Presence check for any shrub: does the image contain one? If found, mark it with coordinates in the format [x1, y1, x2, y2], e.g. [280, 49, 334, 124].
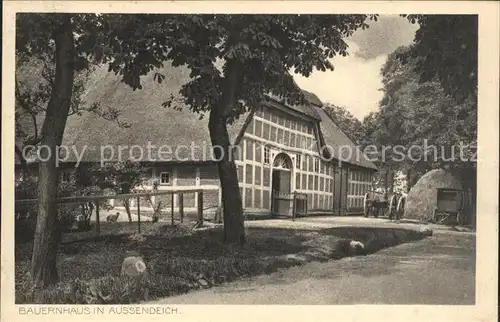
[15, 175, 38, 242]
[16, 274, 193, 304]
[15, 252, 271, 304]
[15, 176, 84, 242]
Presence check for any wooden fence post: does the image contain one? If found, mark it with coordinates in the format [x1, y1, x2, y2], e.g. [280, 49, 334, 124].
[95, 200, 100, 236]
[197, 191, 203, 225]
[271, 191, 274, 216]
[171, 192, 175, 225]
[179, 193, 184, 223]
[137, 196, 141, 234]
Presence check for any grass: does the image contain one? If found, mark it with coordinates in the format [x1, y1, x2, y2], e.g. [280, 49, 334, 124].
[15, 223, 320, 304]
[15, 222, 427, 304]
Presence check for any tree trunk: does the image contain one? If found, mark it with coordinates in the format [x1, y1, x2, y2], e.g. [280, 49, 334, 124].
[406, 168, 412, 193]
[30, 15, 75, 288]
[462, 167, 477, 228]
[123, 199, 133, 223]
[121, 185, 133, 223]
[209, 114, 245, 244]
[209, 59, 245, 245]
[387, 169, 394, 194]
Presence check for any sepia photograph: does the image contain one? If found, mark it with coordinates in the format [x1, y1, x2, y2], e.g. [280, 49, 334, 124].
[2, 1, 499, 322]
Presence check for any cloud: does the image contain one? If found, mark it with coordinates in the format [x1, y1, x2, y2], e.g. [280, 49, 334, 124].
[293, 40, 386, 120]
[292, 15, 418, 120]
[350, 15, 419, 61]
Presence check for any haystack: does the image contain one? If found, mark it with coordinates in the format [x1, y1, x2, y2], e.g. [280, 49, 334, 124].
[404, 169, 463, 222]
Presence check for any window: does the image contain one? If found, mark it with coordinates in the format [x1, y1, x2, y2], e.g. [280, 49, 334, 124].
[296, 154, 302, 169]
[314, 159, 319, 172]
[255, 120, 262, 137]
[160, 172, 171, 185]
[264, 146, 270, 164]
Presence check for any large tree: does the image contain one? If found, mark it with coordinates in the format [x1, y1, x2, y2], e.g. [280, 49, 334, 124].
[365, 44, 477, 195]
[16, 14, 79, 287]
[401, 14, 477, 104]
[16, 13, 131, 287]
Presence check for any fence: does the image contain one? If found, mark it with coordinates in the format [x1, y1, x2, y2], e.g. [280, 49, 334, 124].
[15, 187, 220, 238]
[270, 191, 308, 221]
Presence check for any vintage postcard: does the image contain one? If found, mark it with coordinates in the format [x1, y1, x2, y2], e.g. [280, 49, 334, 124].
[2, 1, 499, 322]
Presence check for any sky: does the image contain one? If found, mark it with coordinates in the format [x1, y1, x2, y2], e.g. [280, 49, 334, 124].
[292, 15, 419, 120]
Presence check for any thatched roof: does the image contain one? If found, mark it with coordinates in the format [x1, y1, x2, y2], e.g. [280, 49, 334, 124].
[266, 92, 322, 120]
[15, 59, 377, 170]
[60, 62, 250, 162]
[314, 106, 376, 170]
[404, 169, 463, 221]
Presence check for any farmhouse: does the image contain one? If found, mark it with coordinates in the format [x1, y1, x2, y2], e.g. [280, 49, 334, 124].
[15, 61, 377, 217]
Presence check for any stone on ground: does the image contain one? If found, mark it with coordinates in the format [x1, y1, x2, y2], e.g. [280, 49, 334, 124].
[121, 256, 148, 277]
[419, 226, 433, 236]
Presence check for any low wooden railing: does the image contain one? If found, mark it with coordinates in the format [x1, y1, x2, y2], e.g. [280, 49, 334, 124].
[15, 187, 213, 235]
[271, 191, 308, 221]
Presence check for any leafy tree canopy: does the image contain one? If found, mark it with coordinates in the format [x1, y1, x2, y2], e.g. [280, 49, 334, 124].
[85, 14, 378, 119]
[364, 44, 477, 187]
[401, 14, 477, 103]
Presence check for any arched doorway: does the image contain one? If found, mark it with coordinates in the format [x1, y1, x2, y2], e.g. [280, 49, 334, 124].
[271, 153, 293, 216]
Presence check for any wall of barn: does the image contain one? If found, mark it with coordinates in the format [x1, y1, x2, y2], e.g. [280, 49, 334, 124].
[115, 164, 221, 213]
[346, 168, 374, 212]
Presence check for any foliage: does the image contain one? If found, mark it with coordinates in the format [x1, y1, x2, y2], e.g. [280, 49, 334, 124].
[401, 15, 477, 104]
[362, 43, 477, 192]
[15, 171, 81, 241]
[87, 14, 378, 117]
[323, 103, 364, 145]
[89, 161, 147, 223]
[138, 180, 162, 223]
[91, 161, 146, 194]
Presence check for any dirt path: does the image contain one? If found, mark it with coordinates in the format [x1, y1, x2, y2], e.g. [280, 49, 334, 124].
[150, 231, 475, 305]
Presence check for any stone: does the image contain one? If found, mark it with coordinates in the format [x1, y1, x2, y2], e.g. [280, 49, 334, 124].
[333, 239, 366, 257]
[419, 226, 433, 236]
[120, 256, 148, 277]
[198, 278, 209, 287]
[349, 240, 365, 255]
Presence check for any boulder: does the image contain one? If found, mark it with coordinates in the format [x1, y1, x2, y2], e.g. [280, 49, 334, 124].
[121, 256, 148, 277]
[349, 240, 366, 255]
[419, 226, 433, 236]
[197, 278, 209, 288]
[333, 239, 366, 257]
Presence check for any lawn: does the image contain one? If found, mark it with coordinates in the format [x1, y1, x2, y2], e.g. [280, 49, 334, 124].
[15, 222, 427, 304]
[15, 223, 327, 304]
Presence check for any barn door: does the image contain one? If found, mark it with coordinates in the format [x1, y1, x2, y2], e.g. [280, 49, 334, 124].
[272, 170, 291, 216]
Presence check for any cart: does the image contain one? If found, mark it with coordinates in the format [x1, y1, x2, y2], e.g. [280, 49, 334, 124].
[433, 188, 464, 225]
[363, 190, 406, 220]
